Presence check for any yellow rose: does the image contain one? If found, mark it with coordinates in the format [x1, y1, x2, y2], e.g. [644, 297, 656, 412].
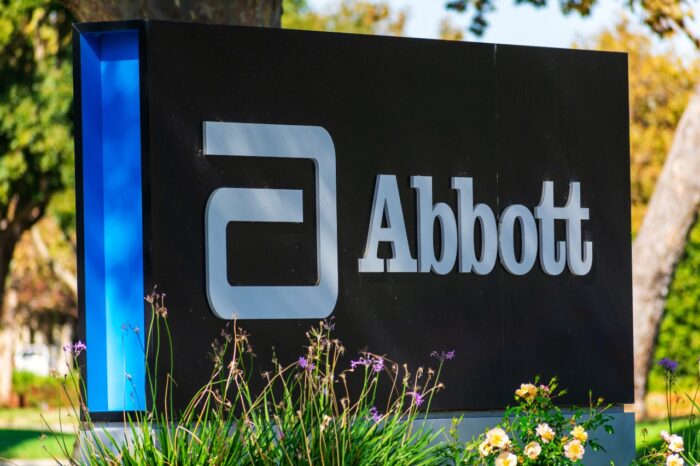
[668, 434, 684, 453]
[536, 423, 555, 443]
[486, 427, 510, 449]
[495, 451, 518, 466]
[666, 454, 684, 466]
[478, 440, 493, 457]
[571, 425, 588, 442]
[564, 439, 585, 461]
[524, 441, 541, 460]
[515, 383, 537, 400]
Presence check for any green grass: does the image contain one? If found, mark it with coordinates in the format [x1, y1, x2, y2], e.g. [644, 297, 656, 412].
[0, 408, 78, 460]
[0, 428, 75, 460]
[636, 417, 694, 457]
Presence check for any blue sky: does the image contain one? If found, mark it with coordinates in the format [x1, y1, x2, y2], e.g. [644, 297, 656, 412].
[309, 0, 698, 57]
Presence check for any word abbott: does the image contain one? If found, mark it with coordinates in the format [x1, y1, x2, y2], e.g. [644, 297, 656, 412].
[358, 175, 592, 276]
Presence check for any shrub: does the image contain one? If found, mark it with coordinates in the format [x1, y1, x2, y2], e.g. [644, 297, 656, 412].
[651, 220, 700, 393]
[55, 290, 465, 465]
[50, 290, 614, 465]
[460, 379, 613, 465]
[11, 369, 77, 409]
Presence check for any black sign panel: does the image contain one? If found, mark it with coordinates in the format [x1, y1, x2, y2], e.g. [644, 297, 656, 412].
[76, 20, 632, 413]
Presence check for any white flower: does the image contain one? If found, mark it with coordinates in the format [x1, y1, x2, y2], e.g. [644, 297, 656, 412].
[571, 425, 588, 442]
[564, 439, 585, 461]
[478, 440, 493, 457]
[524, 441, 541, 460]
[666, 454, 684, 466]
[515, 383, 537, 400]
[536, 423, 555, 443]
[486, 427, 510, 449]
[494, 451, 518, 466]
[668, 434, 684, 453]
[661, 430, 672, 443]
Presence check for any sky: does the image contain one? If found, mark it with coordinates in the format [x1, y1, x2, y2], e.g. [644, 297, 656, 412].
[308, 0, 698, 57]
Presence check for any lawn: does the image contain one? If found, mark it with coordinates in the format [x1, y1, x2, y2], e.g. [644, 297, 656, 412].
[0, 428, 75, 460]
[636, 416, 695, 457]
[0, 408, 77, 460]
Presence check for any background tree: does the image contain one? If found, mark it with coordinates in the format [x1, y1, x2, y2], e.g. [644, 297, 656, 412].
[0, 0, 73, 405]
[282, 0, 405, 35]
[448, 0, 700, 418]
[0, 0, 285, 407]
[579, 20, 700, 405]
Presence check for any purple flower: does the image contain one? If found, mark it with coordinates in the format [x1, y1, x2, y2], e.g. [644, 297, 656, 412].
[322, 317, 336, 331]
[352, 356, 384, 372]
[369, 406, 382, 423]
[408, 391, 424, 407]
[431, 350, 456, 362]
[298, 356, 315, 371]
[73, 341, 86, 354]
[659, 358, 678, 373]
[64, 341, 87, 356]
[351, 357, 368, 369]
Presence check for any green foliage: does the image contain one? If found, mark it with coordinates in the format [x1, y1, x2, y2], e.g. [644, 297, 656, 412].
[635, 365, 700, 465]
[0, 0, 73, 211]
[55, 291, 470, 465]
[47, 292, 615, 464]
[650, 220, 700, 392]
[282, 0, 406, 36]
[462, 379, 613, 465]
[12, 369, 77, 408]
[11, 370, 46, 396]
[579, 19, 699, 234]
[446, 0, 698, 46]
[0, 428, 75, 460]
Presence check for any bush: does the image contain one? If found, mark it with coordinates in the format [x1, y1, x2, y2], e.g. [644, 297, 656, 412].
[12, 369, 77, 408]
[461, 379, 613, 465]
[51, 290, 613, 465]
[651, 219, 700, 393]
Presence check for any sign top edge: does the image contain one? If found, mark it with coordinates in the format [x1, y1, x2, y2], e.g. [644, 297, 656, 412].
[72, 19, 627, 58]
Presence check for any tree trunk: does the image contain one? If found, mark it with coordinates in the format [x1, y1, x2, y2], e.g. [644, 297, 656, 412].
[31, 226, 77, 296]
[633, 85, 700, 418]
[62, 0, 282, 27]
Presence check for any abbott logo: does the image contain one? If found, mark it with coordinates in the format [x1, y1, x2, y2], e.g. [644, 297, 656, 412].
[203, 122, 338, 320]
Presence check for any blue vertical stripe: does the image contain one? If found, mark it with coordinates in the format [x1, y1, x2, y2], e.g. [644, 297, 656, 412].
[79, 29, 145, 412]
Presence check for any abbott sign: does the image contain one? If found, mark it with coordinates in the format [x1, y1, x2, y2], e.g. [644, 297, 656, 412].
[74, 21, 633, 418]
[359, 177, 591, 276]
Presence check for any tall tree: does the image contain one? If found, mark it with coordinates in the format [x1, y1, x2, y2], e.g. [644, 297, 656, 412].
[448, 0, 700, 418]
[282, 0, 405, 35]
[0, 0, 283, 406]
[0, 0, 74, 405]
